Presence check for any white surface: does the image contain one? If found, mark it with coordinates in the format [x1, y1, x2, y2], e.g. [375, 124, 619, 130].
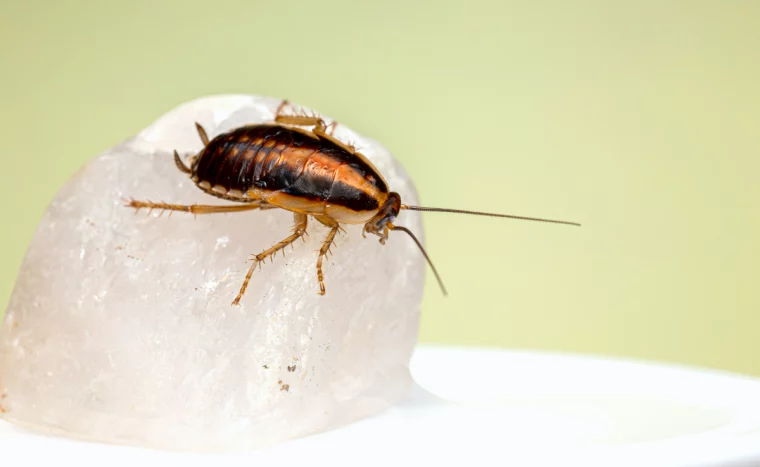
[3, 345, 760, 467]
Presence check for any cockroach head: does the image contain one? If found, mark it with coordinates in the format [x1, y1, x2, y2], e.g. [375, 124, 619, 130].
[363, 192, 401, 243]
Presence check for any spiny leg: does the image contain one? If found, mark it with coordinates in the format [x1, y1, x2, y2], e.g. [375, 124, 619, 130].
[314, 216, 341, 295]
[274, 99, 340, 137]
[275, 113, 327, 128]
[323, 120, 338, 136]
[233, 213, 308, 306]
[275, 99, 291, 119]
[125, 198, 274, 216]
[275, 98, 321, 126]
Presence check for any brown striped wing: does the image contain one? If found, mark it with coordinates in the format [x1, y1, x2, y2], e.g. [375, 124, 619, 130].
[191, 124, 389, 214]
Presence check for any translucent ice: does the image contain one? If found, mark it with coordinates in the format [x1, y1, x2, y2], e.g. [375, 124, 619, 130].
[0, 95, 426, 451]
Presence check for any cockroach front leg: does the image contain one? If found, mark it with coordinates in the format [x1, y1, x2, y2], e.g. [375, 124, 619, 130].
[125, 199, 274, 216]
[314, 217, 341, 295]
[232, 213, 308, 306]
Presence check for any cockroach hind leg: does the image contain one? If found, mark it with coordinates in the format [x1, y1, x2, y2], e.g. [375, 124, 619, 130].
[124, 199, 271, 216]
[123, 197, 144, 215]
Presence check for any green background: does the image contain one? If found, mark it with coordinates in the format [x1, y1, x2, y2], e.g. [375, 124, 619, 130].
[1, 1, 758, 375]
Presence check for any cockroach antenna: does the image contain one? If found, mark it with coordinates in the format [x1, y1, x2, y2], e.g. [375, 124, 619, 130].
[391, 205, 580, 296]
[400, 205, 581, 227]
[388, 223, 448, 296]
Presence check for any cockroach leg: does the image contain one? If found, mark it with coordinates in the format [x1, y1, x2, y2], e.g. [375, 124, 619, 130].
[317, 227, 340, 294]
[232, 213, 308, 306]
[324, 120, 338, 136]
[195, 122, 210, 146]
[274, 99, 291, 119]
[314, 217, 340, 295]
[174, 150, 191, 174]
[125, 199, 271, 216]
[313, 215, 334, 228]
[274, 99, 340, 134]
[275, 98, 321, 125]
[275, 98, 322, 122]
[275, 114, 326, 128]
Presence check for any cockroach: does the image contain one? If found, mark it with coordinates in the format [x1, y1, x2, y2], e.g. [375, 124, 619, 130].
[125, 100, 580, 305]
